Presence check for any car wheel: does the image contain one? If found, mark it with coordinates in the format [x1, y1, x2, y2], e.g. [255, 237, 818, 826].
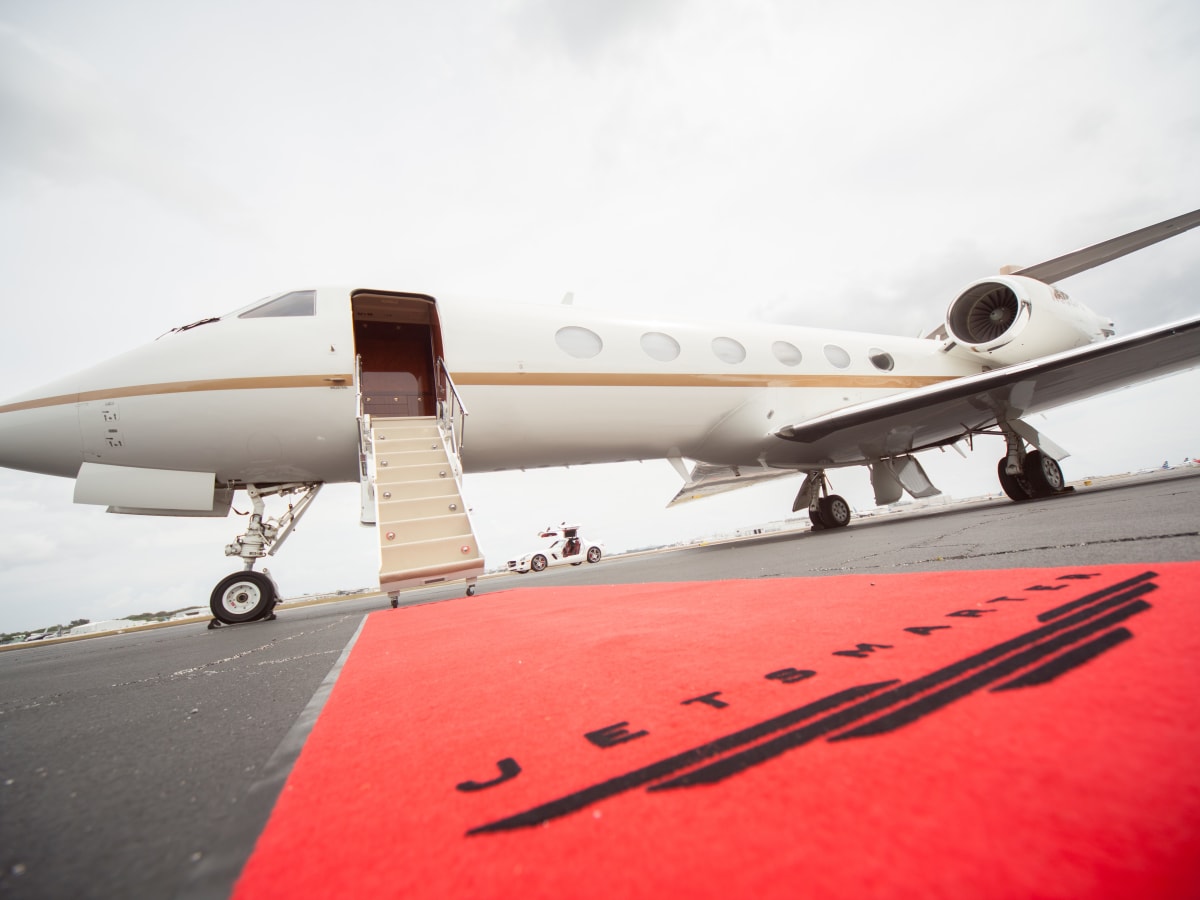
[530, 554, 548, 572]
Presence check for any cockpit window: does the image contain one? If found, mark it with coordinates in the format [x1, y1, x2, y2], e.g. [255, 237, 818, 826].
[238, 290, 316, 319]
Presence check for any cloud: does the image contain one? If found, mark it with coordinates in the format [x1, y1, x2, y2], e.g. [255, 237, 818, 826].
[504, 0, 687, 63]
[0, 21, 245, 230]
[0, 532, 56, 568]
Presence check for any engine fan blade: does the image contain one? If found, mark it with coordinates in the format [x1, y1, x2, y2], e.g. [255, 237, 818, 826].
[966, 287, 1018, 341]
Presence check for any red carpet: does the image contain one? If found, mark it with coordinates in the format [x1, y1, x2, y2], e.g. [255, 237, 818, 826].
[233, 564, 1200, 898]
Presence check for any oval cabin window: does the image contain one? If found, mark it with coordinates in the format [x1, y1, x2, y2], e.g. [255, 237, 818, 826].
[772, 340, 802, 367]
[823, 344, 851, 369]
[711, 336, 747, 364]
[555, 326, 604, 359]
[868, 348, 895, 371]
[641, 332, 681, 362]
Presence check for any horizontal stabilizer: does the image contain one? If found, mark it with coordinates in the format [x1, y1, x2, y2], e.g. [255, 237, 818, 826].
[1015, 208, 1200, 284]
[668, 460, 796, 507]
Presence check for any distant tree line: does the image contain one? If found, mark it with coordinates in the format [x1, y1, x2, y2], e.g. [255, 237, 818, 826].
[2, 606, 202, 644]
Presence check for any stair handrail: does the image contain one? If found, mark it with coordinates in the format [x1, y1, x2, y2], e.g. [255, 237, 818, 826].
[354, 353, 371, 476]
[435, 357, 468, 458]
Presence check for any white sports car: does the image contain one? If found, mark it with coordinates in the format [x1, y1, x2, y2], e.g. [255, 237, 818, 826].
[507, 525, 604, 573]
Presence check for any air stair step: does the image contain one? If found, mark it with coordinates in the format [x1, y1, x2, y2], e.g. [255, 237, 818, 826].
[380, 494, 464, 520]
[376, 462, 456, 484]
[376, 478, 462, 502]
[380, 534, 483, 575]
[382, 512, 473, 543]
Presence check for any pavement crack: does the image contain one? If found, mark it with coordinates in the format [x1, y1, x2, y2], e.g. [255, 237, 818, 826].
[169, 617, 353, 679]
[810, 531, 1200, 574]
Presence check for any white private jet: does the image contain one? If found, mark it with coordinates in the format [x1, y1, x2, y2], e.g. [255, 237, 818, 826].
[1, 211, 1198, 626]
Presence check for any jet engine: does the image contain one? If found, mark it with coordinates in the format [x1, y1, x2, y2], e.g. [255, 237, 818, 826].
[942, 274, 1114, 367]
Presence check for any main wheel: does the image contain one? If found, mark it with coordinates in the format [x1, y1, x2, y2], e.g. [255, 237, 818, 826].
[210, 571, 276, 624]
[1023, 450, 1064, 496]
[997, 458, 1035, 501]
[586, 546, 602, 563]
[530, 554, 548, 572]
[818, 495, 852, 528]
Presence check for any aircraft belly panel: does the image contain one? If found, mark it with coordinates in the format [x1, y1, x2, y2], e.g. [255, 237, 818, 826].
[74, 462, 216, 511]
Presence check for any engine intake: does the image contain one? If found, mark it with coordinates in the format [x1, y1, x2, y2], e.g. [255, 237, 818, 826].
[943, 275, 1113, 367]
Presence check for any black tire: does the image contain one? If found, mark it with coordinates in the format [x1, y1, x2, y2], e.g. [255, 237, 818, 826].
[530, 554, 548, 573]
[808, 507, 826, 530]
[210, 571, 276, 624]
[466, 584, 476, 596]
[997, 458, 1035, 501]
[819, 495, 852, 528]
[1023, 450, 1064, 497]
[586, 546, 602, 563]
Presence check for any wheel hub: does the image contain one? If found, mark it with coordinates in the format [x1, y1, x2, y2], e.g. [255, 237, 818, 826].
[223, 582, 261, 612]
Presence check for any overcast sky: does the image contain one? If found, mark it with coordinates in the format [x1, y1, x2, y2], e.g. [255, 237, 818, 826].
[1, 0, 1198, 632]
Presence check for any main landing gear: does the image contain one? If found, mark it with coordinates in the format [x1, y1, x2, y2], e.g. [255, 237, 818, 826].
[794, 471, 852, 531]
[207, 483, 321, 629]
[996, 444, 1072, 502]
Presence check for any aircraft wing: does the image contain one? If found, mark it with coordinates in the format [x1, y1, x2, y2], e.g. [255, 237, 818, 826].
[774, 314, 1200, 466]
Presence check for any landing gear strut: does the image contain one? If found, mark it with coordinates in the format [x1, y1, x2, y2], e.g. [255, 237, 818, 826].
[207, 483, 321, 628]
[794, 471, 852, 531]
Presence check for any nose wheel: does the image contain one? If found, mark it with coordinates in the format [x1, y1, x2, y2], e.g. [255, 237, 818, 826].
[208, 570, 278, 627]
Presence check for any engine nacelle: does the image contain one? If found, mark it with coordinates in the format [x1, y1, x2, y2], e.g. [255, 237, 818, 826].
[942, 274, 1114, 367]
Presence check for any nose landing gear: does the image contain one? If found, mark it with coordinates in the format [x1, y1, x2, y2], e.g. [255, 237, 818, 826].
[207, 483, 321, 628]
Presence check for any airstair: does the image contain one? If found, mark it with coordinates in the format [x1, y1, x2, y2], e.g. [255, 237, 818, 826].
[359, 364, 483, 599]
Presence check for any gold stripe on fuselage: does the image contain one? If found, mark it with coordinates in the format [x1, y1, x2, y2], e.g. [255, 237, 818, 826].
[0, 370, 956, 415]
[450, 372, 955, 389]
[0, 375, 354, 415]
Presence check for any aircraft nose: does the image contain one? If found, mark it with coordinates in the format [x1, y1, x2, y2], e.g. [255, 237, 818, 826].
[0, 395, 85, 479]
